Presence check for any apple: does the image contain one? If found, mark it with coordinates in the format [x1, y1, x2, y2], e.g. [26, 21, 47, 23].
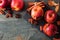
[0, 0, 8, 8]
[45, 10, 57, 23]
[7, 0, 12, 6]
[31, 6, 44, 20]
[11, 0, 24, 11]
[43, 23, 57, 37]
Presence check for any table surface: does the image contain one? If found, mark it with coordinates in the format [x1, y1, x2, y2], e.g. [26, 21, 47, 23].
[0, 0, 60, 40]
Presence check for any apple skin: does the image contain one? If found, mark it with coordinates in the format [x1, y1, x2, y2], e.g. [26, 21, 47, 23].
[31, 6, 44, 20]
[11, 0, 24, 11]
[45, 10, 57, 23]
[0, 0, 8, 8]
[7, 0, 12, 6]
[43, 23, 57, 37]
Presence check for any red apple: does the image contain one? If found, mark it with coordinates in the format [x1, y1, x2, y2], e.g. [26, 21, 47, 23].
[7, 0, 12, 6]
[45, 10, 57, 23]
[11, 0, 24, 11]
[31, 6, 44, 20]
[0, 0, 8, 8]
[43, 23, 57, 37]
